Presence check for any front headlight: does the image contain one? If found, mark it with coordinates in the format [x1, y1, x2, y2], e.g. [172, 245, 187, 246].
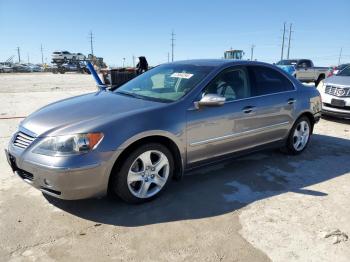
[32, 133, 103, 156]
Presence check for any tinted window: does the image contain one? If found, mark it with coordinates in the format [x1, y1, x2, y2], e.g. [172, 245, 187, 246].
[249, 66, 294, 96]
[202, 67, 251, 101]
[338, 66, 350, 76]
[304, 60, 312, 67]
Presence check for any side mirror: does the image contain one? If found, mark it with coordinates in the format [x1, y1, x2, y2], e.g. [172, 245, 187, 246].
[196, 94, 226, 108]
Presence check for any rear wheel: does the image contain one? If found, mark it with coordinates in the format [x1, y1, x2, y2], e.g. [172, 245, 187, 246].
[284, 116, 311, 155]
[112, 143, 174, 204]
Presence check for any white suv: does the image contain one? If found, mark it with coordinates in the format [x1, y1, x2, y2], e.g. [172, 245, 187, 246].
[318, 65, 350, 118]
[52, 51, 74, 62]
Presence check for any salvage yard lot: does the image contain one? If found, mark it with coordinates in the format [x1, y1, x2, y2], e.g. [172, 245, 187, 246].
[0, 73, 349, 261]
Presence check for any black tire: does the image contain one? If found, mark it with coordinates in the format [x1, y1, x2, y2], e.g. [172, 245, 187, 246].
[111, 143, 174, 204]
[284, 116, 312, 155]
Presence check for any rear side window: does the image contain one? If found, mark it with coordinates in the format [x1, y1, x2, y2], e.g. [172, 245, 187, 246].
[249, 66, 294, 96]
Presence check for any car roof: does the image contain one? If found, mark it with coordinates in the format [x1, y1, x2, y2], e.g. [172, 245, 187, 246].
[171, 59, 272, 68]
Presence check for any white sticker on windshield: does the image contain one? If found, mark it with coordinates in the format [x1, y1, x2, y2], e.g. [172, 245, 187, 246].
[170, 72, 193, 79]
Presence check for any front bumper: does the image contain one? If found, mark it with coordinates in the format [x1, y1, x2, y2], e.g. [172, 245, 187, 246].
[320, 93, 350, 119]
[5, 142, 117, 200]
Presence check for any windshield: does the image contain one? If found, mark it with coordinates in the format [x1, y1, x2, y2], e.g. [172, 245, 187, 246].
[115, 64, 214, 102]
[338, 64, 350, 71]
[338, 65, 350, 76]
[276, 60, 298, 66]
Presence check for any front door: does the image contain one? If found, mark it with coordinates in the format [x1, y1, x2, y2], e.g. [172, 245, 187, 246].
[186, 65, 297, 165]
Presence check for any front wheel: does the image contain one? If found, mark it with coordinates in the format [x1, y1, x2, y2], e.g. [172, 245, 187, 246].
[284, 116, 311, 155]
[111, 143, 174, 204]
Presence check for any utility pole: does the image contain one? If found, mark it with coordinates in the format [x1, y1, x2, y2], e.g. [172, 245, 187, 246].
[40, 44, 44, 64]
[167, 52, 170, 63]
[122, 58, 126, 67]
[287, 23, 293, 59]
[17, 47, 21, 63]
[171, 30, 175, 62]
[281, 22, 286, 60]
[250, 44, 255, 61]
[89, 31, 94, 56]
[132, 55, 135, 67]
[27, 53, 30, 64]
[338, 47, 343, 65]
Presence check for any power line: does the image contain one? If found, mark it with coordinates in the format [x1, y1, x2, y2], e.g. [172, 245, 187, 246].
[89, 31, 94, 55]
[251, 44, 255, 61]
[287, 23, 293, 59]
[281, 22, 286, 60]
[171, 30, 175, 62]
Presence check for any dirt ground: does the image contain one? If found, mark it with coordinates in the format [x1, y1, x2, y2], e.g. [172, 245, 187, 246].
[0, 72, 349, 262]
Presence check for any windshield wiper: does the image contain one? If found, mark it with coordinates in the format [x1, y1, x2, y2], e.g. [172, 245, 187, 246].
[115, 90, 145, 100]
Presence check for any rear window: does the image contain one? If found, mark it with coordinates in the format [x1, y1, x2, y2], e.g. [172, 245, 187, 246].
[249, 66, 294, 96]
[53, 52, 61, 54]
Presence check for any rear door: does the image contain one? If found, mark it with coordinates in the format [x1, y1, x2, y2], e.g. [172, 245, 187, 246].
[243, 65, 297, 145]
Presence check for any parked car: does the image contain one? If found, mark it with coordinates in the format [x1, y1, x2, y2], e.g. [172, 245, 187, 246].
[12, 64, 32, 72]
[276, 64, 296, 77]
[0, 63, 14, 73]
[52, 51, 74, 62]
[276, 59, 328, 86]
[326, 63, 350, 78]
[5, 60, 321, 203]
[28, 63, 42, 72]
[75, 53, 86, 60]
[318, 65, 350, 118]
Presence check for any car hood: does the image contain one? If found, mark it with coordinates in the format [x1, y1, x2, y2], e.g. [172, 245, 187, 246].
[21, 91, 163, 136]
[324, 75, 350, 86]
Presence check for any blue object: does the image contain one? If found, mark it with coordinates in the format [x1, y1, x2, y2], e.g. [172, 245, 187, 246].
[86, 62, 106, 90]
[277, 65, 296, 77]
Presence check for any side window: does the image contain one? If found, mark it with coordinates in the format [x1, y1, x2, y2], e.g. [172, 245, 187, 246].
[202, 67, 251, 101]
[249, 66, 294, 96]
[305, 60, 312, 68]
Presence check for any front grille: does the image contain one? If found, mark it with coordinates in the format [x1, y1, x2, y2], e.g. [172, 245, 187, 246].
[13, 131, 36, 149]
[325, 85, 350, 97]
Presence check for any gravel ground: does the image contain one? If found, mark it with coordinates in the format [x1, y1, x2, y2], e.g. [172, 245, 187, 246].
[0, 73, 349, 261]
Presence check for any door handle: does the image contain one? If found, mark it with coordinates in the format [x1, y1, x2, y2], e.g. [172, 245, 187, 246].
[242, 106, 256, 114]
[287, 98, 296, 105]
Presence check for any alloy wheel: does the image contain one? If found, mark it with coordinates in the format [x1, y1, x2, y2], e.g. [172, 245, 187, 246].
[127, 150, 170, 198]
[293, 120, 310, 151]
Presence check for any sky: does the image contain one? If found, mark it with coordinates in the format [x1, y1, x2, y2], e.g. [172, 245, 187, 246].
[0, 0, 349, 67]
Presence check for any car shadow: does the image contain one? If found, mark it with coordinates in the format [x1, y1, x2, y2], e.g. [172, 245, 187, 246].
[45, 134, 350, 227]
[321, 115, 350, 124]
